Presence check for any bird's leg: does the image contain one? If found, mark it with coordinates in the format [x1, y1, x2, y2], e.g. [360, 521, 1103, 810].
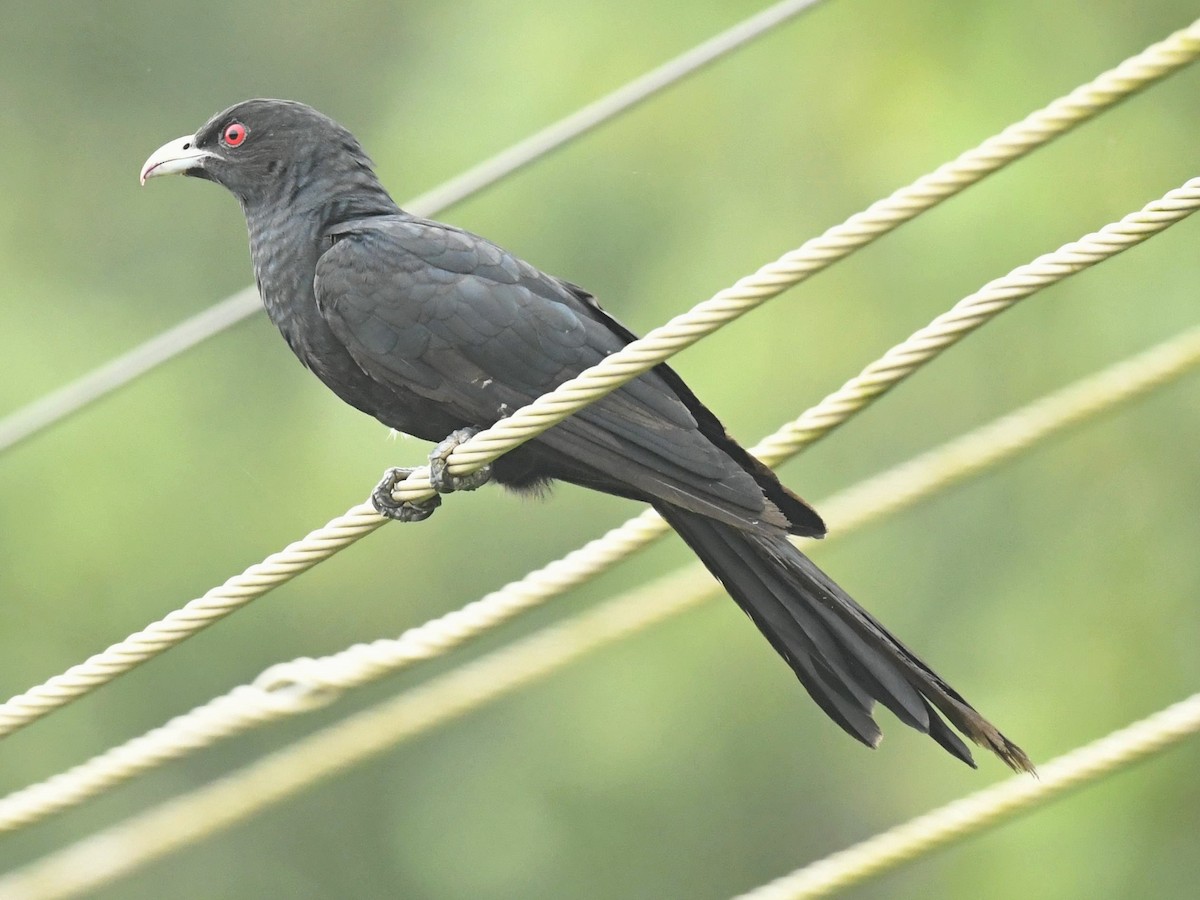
[371, 468, 442, 522]
[428, 427, 493, 493]
[370, 428, 491, 522]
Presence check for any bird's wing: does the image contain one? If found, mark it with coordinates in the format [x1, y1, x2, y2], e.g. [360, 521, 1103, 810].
[312, 216, 793, 530]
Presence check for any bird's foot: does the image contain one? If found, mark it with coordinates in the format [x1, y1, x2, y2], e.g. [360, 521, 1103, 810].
[371, 429, 490, 522]
[371, 467, 442, 522]
[428, 428, 492, 494]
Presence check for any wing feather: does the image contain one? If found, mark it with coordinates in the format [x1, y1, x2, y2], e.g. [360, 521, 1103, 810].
[314, 216, 790, 529]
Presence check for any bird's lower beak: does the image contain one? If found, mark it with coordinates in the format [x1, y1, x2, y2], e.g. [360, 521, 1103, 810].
[139, 135, 213, 185]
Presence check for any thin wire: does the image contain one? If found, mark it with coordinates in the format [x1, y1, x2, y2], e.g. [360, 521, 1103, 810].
[0, 0, 829, 457]
[2, 14, 1200, 897]
[810, 323, 1200, 534]
[3, 4, 1195, 459]
[404, 0, 830, 216]
[2, 11, 1196, 738]
[0, 289, 260, 454]
[1, 322, 1197, 835]
[732, 693, 1200, 900]
[2, 327, 1197, 896]
[1, 172, 1196, 744]
[406, 7, 1200, 482]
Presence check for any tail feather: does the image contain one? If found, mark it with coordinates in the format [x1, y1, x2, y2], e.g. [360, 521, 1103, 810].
[658, 505, 1032, 772]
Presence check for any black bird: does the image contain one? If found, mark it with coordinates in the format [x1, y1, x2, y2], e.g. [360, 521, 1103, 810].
[141, 99, 1030, 771]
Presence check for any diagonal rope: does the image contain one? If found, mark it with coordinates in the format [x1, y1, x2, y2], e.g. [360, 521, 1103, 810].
[0, 289, 260, 455]
[0, 0, 829, 457]
[732, 692, 1200, 900]
[2, 17, 1200, 897]
[0, 171, 1197, 744]
[0, 322, 1196, 835]
[402, 0, 830, 216]
[428, 13, 1200, 481]
[3, 15, 1198, 735]
[429, 174, 1200, 484]
[0, 506, 389, 737]
[3, 325, 1198, 896]
[1, 7, 1195, 459]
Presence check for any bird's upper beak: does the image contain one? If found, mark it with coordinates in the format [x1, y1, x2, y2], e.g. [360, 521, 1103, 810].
[139, 135, 213, 185]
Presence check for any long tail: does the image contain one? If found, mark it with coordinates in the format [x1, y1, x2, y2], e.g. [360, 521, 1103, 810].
[658, 505, 1032, 772]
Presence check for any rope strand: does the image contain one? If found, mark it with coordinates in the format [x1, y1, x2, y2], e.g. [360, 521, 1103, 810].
[2, 170, 1197, 741]
[3, 17, 1196, 737]
[3, 331, 1198, 893]
[1, 322, 1197, 836]
[383, 175, 1200, 490]
[0, 0, 829, 457]
[2, 18, 1200, 894]
[731, 693, 1200, 900]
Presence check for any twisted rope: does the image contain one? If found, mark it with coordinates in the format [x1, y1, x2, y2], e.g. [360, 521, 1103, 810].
[753, 177, 1200, 460]
[0, 21, 1195, 743]
[382, 172, 1200, 492]
[4, 2, 1188, 461]
[3, 326, 1198, 894]
[0, 509, 387, 738]
[411, 9, 1200, 481]
[0, 0, 827, 458]
[732, 692, 1200, 900]
[1, 318, 1197, 836]
[812, 324, 1200, 533]
[0, 169, 1196, 746]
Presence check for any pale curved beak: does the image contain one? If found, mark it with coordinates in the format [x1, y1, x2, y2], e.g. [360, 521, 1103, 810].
[139, 135, 212, 185]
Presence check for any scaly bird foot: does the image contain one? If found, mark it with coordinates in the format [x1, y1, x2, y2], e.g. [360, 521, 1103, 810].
[428, 427, 492, 494]
[371, 467, 442, 522]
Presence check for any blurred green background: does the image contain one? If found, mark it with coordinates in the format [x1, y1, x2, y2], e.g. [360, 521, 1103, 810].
[1, 1, 1198, 897]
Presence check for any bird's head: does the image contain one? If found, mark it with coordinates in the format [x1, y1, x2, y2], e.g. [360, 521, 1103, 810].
[140, 99, 385, 210]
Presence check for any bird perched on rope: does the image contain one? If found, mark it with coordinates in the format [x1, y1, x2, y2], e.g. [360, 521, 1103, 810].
[141, 99, 1030, 772]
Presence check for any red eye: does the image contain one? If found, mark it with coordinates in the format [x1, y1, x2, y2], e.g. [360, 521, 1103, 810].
[222, 122, 247, 147]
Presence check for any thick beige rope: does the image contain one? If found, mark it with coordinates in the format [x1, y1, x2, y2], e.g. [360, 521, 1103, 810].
[2, 326, 1198, 897]
[732, 692, 1200, 900]
[0, 322, 1196, 841]
[431, 17, 1200, 480]
[0, 17, 1195, 744]
[0, 507, 389, 738]
[0, 0, 830, 457]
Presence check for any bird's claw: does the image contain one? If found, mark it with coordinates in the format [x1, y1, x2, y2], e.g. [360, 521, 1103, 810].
[370, 428, 490, 522]
[428, 427, 492, 494]
[371, 467, 442, 522]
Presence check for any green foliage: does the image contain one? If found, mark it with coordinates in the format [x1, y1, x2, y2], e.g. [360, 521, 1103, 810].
[0, 1, 1198, 897]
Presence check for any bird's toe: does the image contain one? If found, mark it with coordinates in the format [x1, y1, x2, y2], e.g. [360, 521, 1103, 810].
[428, 428, 492, 494]
[371, 466, 442, 522]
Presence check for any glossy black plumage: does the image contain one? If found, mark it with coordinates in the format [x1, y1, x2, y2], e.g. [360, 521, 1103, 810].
[143, 99, 1030, 771]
